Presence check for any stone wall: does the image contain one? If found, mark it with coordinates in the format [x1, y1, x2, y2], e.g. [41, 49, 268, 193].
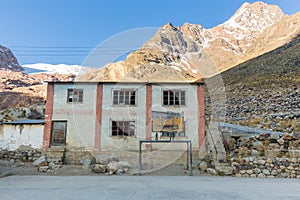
[223, 130, 300, 178]
[0, 145, 42, 162]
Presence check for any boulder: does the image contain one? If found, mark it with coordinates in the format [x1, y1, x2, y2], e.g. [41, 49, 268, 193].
[206, 168, 217, 175]
[118, 161, 131, 169]
[199, 161, 208, 172]
[80, 155, 95, 167]
[106, 161, 120, 175]
[91, 164, 107, 173]
[95, 155, 119, 165]
[38, 166, 49, 172]
[33, 156, 47, 167]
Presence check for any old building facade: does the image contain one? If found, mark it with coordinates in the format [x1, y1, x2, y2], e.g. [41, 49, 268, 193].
[43, 80, 205, 153]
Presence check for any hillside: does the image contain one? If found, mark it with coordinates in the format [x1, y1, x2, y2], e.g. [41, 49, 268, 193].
[208, 35, 300, 133]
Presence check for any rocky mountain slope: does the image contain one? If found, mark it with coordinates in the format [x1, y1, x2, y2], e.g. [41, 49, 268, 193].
[0, 70, 74, 122]
[0, 45, 23, 71]
[0, 46, 77, 122]
[78, 2, 299, 82]
[209, 35, 300, 133]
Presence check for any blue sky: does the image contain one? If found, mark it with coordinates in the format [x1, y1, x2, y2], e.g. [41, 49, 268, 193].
[0, 0, 299, 66]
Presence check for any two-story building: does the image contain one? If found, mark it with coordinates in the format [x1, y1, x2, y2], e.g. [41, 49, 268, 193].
[43, 79, 205, 158]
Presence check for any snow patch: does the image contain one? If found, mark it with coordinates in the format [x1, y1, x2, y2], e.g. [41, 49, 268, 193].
[22, 63, 87, 75]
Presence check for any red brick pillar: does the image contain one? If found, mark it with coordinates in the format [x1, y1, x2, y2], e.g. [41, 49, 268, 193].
[197, 84, 205, 148]
[43, 83, 54, 149]
[94, 83, 103, 150]
[146, 84, 152, 149]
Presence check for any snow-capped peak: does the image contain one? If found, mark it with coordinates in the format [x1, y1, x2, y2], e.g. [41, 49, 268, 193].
[22, 63, 89, 75]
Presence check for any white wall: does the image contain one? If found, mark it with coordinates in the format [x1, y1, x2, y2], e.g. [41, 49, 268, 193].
[52, 82, 98, 150]
[152, 83, 199, 148]
[101, 83, 147, 151]
[0, 124, 43, 150]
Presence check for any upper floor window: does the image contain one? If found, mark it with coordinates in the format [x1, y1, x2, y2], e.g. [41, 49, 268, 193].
[67, 89, 83, 103]
[113, 90, 136, 105]
[163, 90, 186, 106]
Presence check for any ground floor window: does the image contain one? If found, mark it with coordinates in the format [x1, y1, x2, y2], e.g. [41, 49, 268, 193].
[111, 121, 135, 137]
[51, 121, 67, 145]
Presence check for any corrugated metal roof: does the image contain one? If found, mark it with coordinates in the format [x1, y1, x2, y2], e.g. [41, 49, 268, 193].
[1, 119, 45, 125]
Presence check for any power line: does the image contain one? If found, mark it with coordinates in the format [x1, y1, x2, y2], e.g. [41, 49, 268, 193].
[8, 45, 141, 48]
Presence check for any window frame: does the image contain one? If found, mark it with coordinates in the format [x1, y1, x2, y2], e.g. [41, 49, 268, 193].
[111, 120, 136, 137]
[112, 89, 137, 106]
[162, 89, 187, 106]
[67, 88, 83, 103]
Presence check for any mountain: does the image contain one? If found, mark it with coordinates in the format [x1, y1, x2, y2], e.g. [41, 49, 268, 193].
[0, 45, 23, 71]
[78, 1, 300, 82]
[209, 35, 300, 133]
[22, 63, 92, 75]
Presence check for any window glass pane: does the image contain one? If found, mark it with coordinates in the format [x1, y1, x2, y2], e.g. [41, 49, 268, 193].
[125, 91, 130, 104]
[111, 121, 135, 137]
[180, 91, 186, 105]
[113, 91, 119, 104]
[130, 91, 136, 105]
[174, 91, 180, 105]
[169, 91, 174, 105]
[163, 91, 169, 105]
[119, 91, 124, 104]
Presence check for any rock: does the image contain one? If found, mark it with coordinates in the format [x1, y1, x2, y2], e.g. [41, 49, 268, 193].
[116, 169, 125, 175]
[254, 168, 261, 174]
[199, 161, 208, 172]
[32, 156, 47, 167]
[95, 155, 119, 165]
[91, 164, 106, 173]
[257, 159, 266, 165]
[262, 169, 270, 175]
[215, 165, 233, 175]
[277, 138, 284, 145]
[206, 168, 217, 175]
[252, 141, 263, 149]
[106, 161, 120, 175]
[246, 169, 253, 174]
[8, 159, 15, 165]
[258, 173, 266, 178]
[80, 155, 94, 167]
[231, 162, 239, 167]
[291, 158, 298, 163]
[251, 150, 259, 156]
[118, 161, 131, 169]
[250, 174, 257, 178]
[0, 160, 10, 166]
[271, 170, 278, 176]
[38, 166, 49, 172]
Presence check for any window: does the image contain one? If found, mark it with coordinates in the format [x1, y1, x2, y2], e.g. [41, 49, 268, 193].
[112, 121, 135, 137]
[113, 90, 136, 105]
[51, 121, 67, 146]
[163, 90, 186, 106]
[67, 89, 83, 103]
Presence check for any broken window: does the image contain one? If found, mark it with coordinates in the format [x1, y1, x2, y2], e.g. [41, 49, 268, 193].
[111, 121, 135, 137]
[113, 90, 136, 105]
[163, 90, 186, 106]
[51, 121, 67, 146]
[67, 89, 83, 103]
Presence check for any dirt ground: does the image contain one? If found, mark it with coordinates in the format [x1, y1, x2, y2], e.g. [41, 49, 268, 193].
[0, 160, 95, 177]
[0, 159, 203, 177]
